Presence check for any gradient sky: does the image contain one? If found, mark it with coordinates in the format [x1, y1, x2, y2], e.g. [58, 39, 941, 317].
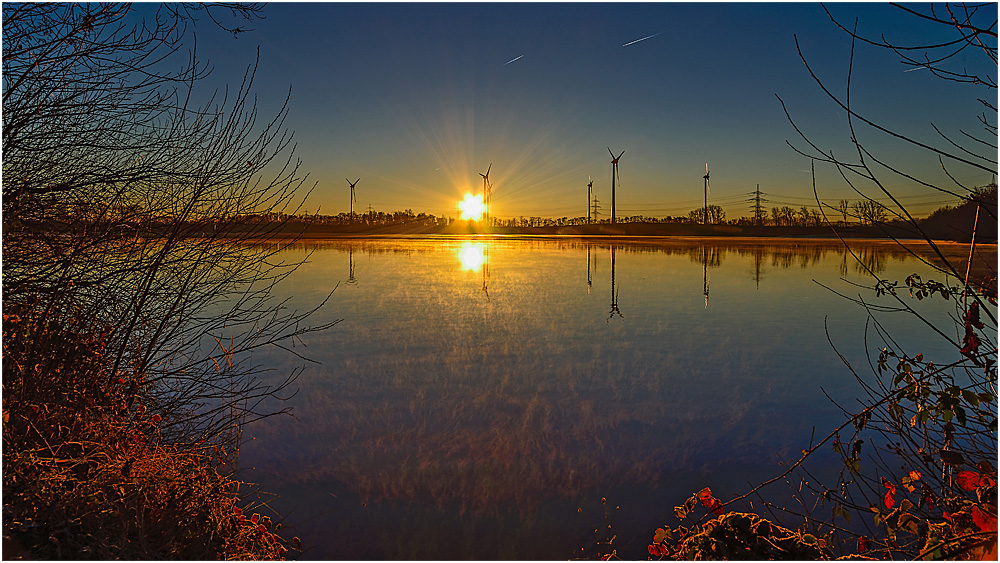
[188, 2, 996, 220]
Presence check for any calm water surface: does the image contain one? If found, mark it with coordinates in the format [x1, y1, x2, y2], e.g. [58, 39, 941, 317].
[236, 236, 986, 560]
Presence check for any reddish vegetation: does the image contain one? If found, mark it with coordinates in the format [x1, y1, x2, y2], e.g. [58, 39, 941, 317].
[2, 307, 294, 559]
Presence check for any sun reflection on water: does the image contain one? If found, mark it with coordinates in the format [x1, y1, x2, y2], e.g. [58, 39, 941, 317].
[457, 241, 486, 271]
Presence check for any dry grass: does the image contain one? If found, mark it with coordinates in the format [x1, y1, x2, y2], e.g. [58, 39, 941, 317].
[2, 306, 295, 559]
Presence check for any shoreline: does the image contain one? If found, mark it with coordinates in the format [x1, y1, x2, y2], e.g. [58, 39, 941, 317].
[235, 219, 995, 243]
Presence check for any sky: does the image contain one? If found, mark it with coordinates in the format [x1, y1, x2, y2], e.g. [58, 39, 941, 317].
[185, 2, 997, 220]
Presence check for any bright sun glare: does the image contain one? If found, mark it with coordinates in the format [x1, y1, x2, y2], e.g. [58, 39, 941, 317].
[457, 242, 486, 271]
[458, 193, 485, 221]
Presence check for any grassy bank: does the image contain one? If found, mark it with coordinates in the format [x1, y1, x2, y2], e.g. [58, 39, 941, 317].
[2, 306, 296, 559]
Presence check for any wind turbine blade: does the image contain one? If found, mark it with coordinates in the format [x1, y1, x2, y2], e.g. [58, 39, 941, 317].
[608, 147, 614, 158]
[486, 163, 492, 176]
[618, 150, 625, 159]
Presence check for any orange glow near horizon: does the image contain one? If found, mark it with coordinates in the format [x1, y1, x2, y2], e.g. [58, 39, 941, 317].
[458, 193, 486, 221]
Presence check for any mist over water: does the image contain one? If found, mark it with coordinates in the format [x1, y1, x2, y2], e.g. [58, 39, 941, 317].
[237, 236, 986, 559]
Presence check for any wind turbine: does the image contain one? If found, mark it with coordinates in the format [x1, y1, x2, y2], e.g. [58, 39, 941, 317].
[702, 163, 710, 225]
[587, 175, 593, 224]
[347, 178, 360, 222]
[479, 164, 492, 227]
[608, 148, 624, 224]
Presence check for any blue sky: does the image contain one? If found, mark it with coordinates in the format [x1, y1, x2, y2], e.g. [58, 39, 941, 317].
[190, 2, 997, 220]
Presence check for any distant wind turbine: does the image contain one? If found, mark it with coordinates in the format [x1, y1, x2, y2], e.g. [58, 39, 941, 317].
[587, 175, 593, 224]
[609, 148, 624, 224]
[480, 164, 493, 226]
[347, 177, 360, 221]
[703, 163, 710, 226]
[623, 32, 663, 47]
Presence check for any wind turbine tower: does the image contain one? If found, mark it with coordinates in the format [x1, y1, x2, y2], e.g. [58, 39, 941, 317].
[587, 175, 593, 224]
[702, 164, 710, 226]
[347, 178, 360, 221]
[609, 148, 624, 224]
[480, 164, 493, 227]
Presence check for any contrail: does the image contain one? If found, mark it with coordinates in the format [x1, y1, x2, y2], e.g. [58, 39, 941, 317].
[503, 54, 524, 66]
[623, 32, 662, 47]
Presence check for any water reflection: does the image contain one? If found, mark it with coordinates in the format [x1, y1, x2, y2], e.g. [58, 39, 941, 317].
[240, 236, 993, 560]
[347, 246, 357, 285]
[609, 245, 623, 320]
[751, 247, 765, 288]
[457, 241, 490, 299]
[586, 246, 593, 294]
[457, 241, 485, 271]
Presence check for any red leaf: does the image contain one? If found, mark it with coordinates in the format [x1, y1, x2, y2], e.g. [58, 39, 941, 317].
[648, 545, 657, 556]
[696, 487, 714, 504]
[857, 535, 869, 553]
[697, 487, 724, 516]
[956, 470, 982, 491]
[972, 505, 998, 533]
[908, 470, 921, 481]
[881, 477, 896, 509]
[920, 483, 936, 512]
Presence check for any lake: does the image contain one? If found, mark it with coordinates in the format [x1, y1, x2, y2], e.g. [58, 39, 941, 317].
[235, 236, 991, 559]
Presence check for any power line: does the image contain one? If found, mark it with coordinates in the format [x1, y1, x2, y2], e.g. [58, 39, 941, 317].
[747, 184, 768, 226]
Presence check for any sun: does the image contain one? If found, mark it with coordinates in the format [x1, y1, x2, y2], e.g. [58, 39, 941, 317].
[458, 193, 485, 221]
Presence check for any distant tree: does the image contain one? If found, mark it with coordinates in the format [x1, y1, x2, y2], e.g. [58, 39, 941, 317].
[688, 204, 725, 224]
[838, 199, 851, 223]
[851, 199, 888, 225]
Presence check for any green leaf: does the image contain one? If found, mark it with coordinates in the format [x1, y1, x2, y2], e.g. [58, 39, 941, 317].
[919, 409, 931, 424]
[898, 513, 919, 535]
[801, 534, 817, 545]
[847, 458, 860, 474]
[962, 389, 980, 407]
[900, 499, 913, 513]
[954, 405, 967, 426]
